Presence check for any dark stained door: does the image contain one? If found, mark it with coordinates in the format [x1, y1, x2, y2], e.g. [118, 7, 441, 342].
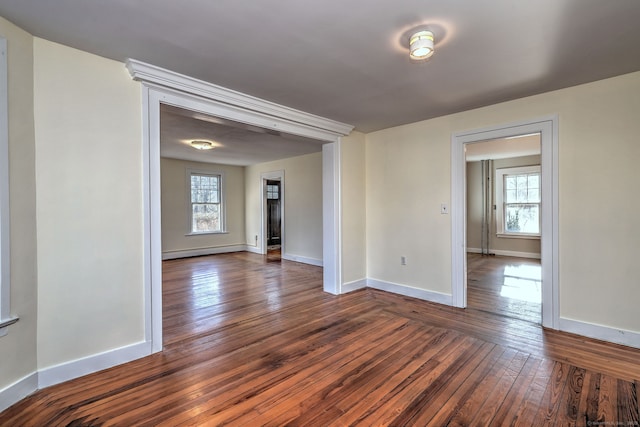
[266, 180, 281, 246]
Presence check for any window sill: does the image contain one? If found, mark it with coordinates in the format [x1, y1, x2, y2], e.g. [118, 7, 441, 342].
[0, 316, 19, 337]
[496, 233, 540, 240]
[185, 231, 229, 237]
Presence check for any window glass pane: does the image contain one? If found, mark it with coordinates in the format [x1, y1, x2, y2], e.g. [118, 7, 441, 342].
[505, 204, 539, 234]
[516, 186, 528, 202]
[516, 175, 527, 190]
[506, 189, 517, 203]
[528, 174, 539, 189]
[192, 203, 220, 232]
[505, 176, 516, 190]
[528, 188, 540, 203]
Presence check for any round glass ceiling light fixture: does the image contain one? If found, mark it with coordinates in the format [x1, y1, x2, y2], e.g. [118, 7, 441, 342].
[190, 140, 214, 150]
[409, 30, 434, 60]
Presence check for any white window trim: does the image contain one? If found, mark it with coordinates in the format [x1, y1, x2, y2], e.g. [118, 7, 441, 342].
[186, 168, 226, 235]
[495, 165, 541, 239]
[0, 37, 18, 336]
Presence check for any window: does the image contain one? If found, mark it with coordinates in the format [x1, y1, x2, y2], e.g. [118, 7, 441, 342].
[495, 165, 541, 237]
[266, 184, 279, 200]
[189, 172, 223, 234]
[0, 37, 17, 335]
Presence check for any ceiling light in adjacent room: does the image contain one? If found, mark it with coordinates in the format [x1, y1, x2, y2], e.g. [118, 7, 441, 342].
[409, 30, 434, 60]
[190, 140, 214, 150]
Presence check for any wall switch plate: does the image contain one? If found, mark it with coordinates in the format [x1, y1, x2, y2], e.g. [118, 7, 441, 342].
[441, 203, 449, 214]
[401, 256, 407, 265]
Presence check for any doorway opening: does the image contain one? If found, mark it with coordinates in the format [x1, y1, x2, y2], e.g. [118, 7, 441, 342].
[130, 58, 353, 352]
[464, 134, 542, 323]
[262, 172, 284, 262]
[451, 116, 558, 329]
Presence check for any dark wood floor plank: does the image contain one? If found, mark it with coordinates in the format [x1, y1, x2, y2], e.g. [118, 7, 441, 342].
[0, 252, 638, 426]
[534, 361, 571, 426]
[468, 350, 531, 426]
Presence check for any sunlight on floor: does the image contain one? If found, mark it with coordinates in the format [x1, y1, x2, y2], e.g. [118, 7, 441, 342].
[500, 264, 542, 303]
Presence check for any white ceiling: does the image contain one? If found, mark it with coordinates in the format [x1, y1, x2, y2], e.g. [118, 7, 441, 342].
[160, 105, 325, 166]
[465, 134, 541, 162]
[2, 0, 639, 163]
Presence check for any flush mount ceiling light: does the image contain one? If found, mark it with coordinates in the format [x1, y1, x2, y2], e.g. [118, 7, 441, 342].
[409, 30, 435, 61]
[190, 140, 214, 150]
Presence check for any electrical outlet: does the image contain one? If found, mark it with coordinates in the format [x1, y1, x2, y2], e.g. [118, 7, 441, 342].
[401, 256, 407, 265]
[440, 203, 449, 214]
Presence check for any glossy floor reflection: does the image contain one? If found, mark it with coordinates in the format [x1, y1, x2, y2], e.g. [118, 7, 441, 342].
[468, 253, 542, 323]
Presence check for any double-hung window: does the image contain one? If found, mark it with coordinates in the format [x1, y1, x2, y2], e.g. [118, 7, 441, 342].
[189, 171, 223, 234]
[0, 37, 18, 335]
[495, 165, 541, 237]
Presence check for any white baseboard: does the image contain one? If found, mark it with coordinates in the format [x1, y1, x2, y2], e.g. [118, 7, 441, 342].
[38, 341, 151, 389]
[367, 278, 453, 306]
[341, 278, 367, 293]
[282, 253, 323, 267]
[162, 244, 247, 260]
[559, 318, 640, 349]
[467, 247, 541, 259]
[245, 245, 262, 255]
[0, 372, 38, 413]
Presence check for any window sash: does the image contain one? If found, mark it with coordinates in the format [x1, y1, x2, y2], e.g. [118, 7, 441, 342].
[189, 172, 222, 233]
[495, 165, 541, 237]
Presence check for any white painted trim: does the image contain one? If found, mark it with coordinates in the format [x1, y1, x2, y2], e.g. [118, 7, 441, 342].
[162, 245, 247, 260]
[367, 278, 453, 306]
[260, 170, 285, 255]
[341, 278, 367, 293]
[245, 246, 262, 255]
[452, 115, 559, 329]
[0, 372, 38, 413]
[281, 253, 323, 267]
[322, 142, 342, 294]
[38, 341, 151, 389]
[559, 318, 640, 349]
[466, 248, 541, 259]
[126, 59, 354, 138]
[0, 37, 13, 333]
[148, 89, 164, 353]
[131, 63, 353, 355]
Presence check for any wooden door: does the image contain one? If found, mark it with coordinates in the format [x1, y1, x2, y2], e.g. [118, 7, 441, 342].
[266, 180, 281, 246]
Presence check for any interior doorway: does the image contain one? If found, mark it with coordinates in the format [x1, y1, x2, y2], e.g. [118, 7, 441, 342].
[451, 116, 559, 329]
[464, 134, 542, 323]
[262, 172, 284, 262]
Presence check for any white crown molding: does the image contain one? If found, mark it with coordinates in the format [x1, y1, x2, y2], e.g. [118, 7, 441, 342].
[125, 59, 354, 137]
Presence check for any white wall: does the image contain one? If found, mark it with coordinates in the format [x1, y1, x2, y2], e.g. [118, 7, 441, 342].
[366, 120, 452, 295]
[341, 132, 367, 286]
[33, 38, 145, 369]
[161, 158, 245, 257]
[245, 152, 323, 264]
[0, 16, 38, 398]
[363, 71, 640, 335]
[467, 155, 542, 256]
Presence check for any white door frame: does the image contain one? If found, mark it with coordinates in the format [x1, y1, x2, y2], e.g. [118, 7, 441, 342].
[261, 171, 284, 255]
[451, 115, 559, 329]
[127, 60, 353, 352]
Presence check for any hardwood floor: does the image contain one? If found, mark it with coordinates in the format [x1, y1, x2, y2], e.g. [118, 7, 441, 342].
[467, 253, 542, 323]
[1, 252, 639, 426]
